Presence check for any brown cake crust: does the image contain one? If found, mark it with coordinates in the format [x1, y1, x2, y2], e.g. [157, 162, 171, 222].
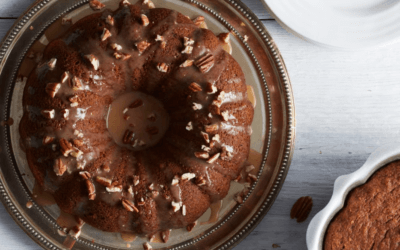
[19, 0, 253, 236]
[324, 160, 400, 249]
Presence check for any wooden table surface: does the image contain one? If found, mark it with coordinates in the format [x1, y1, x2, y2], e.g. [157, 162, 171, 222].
[1, 0, 399, 249]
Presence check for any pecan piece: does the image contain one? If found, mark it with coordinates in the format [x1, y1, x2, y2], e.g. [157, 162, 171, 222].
[71, 76, 84, 90]
[136, 41, 151, 54]
[47, 58, 57, 70]
[101, 28, 112, 41]
[89, 0, 105, 10]
[84, 54, 99, 71]
[41, 109, 55, 119]
[143, 0, 155, 9]
[221, 110, 229, 121]
[122, 198, 139, 213]
[192, 102, 202, 110]
[171, 201, 181, 212]
[73, 139, 84, 147]
[195, 151, 209, 159]
[105, 15, 114, 26]
[184, 37, 195, 46]
[141, 14, 150, 26]
[181, 46, 193, 54]
[70, 147, 83, 158]
[85, 180, 96, 200]
[206, 82, 217, 94]
[180, 59, 194, 68]
[204, 124, 218, 133]
[157, 62, 169, 72]
[161, 230, 171, 243]
[201, 132, 210, 143]
[113, 52, 131, 60]
[193, 16, 207, 28]
[61, 72, 69, 83]
[54, 158, 66, 176]
[59, 138, 73, 157]
[110, 43, 122, 51]
[195, 53, 215, 73]
[122, 129, 135, 144]
[143, 242, 153, 250]
[155, 35, 164, 42]
[207, 153, 220, 164]
[181, 173, 196, 181]
[106, 185, 123, 193]
[79, 171, 91, 180]
[129, 99, 143, 108]
[188, 82, 202, 92]
[290, 196, 313, 223]
[45, 83, 61, 98]
[43, 136, 55, 145]
[186, 121, 193, 131]
[95, 176, 112, 187]
[196, 176, 206, 186]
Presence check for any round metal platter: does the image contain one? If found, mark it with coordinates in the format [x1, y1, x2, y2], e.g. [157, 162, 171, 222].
[0, 0, 295, 249]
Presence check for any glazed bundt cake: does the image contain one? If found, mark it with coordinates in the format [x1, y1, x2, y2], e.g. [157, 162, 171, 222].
[19, 0, 254, 239]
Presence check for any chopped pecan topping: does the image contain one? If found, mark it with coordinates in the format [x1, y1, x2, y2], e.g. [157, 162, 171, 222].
[122, 129, 135, 144]
[106, 185, 123, 193]
[69, 226, 82, 239]
[180, 59, 194, 67]
[43, 136, 55, 145]
[89, 0, 105, 10]
[148, 183, 154, 190]
[157, 62, 169, 72]
[69, 95, 80, 104]
[204, 124, 219, 133]
[73, 139, 84, 147]
[137, 198, 145, 206]
[290, 196, 313, 223]
[219, 33, 230, 44]
[196, 176, 206, 186]
[161, 230, 171, 243]
[201, 132, 210, 143]
[201, 145, 211, 152]
[45, 82, 61, 98]
[71, 76, 84, 90]
[101, 28, 112, 41]
[143, 0, 155, 8]
[123, 114, 130, 121]
[129, 99, 143, 108]
[181, 173, 196, 181]
[187, 221, 197, 232]
[85, 180, 96, 200]
[121, 0, 131, 5]
[84, 54, 99, 71]
[212, 134, 220, 142]
[182, 205, 187, 216]
[41, 109, 55, 119]
[113, 52, 131, 60]
[110, 43, 122, 51]
[105, 15, 114, 26]
[160, 41, 167, 49]
[206, 82, 217, 94]
[102, 164, 110, 172]
[221, 110, 229, 121]
[195, 151, 209, 159]
[208, 113, 213, 118]
[95, 176, 112, 187]
[54, 158, 66, 176]
[136, 41, 151, 54]
[171, 201, 181, 212]
[79, 171, 91, 180]
[61, 72, 69, 83]
[122, 198, 139, 213]
[184, 37, 195, 46]
[195, 53, 215, 73]
[155, 35, 164, 42]
[59, 138, 73, 157]
[188, 82, 202, 92]
[47, 58, 57, 70]
[181, 46, 193, 54]
[146, 126, 159, 135]
[143, 242, 153, 250]
[207, 153, 220, 164]
[186, 121, 193, 131]
[192, 102, 202, 110]
[70, 147, 83, 158]
[133, 175, 140, 186]
[171, 176, 179, 186]
[193, 16, 207, 28]
[151, 190, 159, 198]
[141, 14, 150, 26]
[247, 173, 257, 182]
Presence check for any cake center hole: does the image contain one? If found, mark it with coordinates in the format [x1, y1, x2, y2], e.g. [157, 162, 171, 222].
[107, 92, 169, 150]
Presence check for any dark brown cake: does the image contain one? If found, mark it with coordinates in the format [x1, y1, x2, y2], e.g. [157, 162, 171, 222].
[325, 160, 400, 249]
[19, 0, 254, 238]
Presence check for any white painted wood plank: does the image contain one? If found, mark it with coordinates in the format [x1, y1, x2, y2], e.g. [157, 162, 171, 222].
[0, 0, 272, 19]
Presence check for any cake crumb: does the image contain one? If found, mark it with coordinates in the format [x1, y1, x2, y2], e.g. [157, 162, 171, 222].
[272, 243, 281, 248]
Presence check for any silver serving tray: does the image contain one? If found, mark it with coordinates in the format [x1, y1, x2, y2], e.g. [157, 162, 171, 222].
[0, 0, 295, 249]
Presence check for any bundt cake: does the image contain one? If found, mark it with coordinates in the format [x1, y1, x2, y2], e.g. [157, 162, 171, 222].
[19, 0, 254, 240]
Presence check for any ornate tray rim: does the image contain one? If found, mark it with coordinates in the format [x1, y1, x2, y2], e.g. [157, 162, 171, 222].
[0, 0, 295, 249]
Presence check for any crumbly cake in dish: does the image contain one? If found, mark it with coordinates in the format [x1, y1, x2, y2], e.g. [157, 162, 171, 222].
[324, 160, 400, 249]
[19, 0, 254, 240]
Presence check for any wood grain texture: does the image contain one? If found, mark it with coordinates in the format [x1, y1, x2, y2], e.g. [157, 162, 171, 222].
[0, 0, 399, 250]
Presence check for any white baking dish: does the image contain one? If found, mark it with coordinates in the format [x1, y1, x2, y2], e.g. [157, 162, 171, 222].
[306, 143, 400, 249]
